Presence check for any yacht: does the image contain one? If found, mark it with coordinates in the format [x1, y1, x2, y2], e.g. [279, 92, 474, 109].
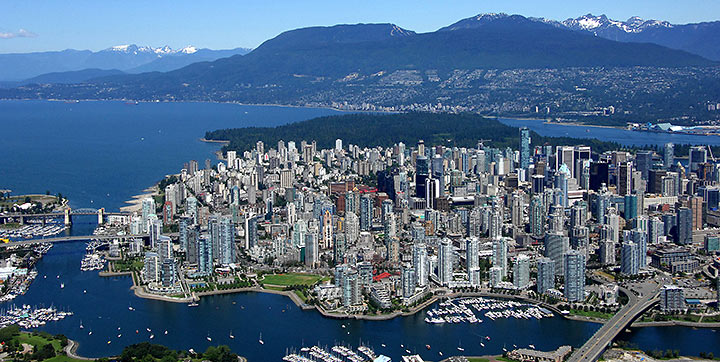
[259, 333, 264, 345]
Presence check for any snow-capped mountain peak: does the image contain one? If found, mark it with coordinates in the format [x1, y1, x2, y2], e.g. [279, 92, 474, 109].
[179, 46, 198, 54]
[103, 44, 200, 56]
[561, 14, 673, 34]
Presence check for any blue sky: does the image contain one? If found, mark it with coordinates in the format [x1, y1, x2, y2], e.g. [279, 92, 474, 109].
[0, 0, 718, 53]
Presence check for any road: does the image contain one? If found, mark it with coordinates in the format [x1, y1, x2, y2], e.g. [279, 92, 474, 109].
[567, 280, 663, 362]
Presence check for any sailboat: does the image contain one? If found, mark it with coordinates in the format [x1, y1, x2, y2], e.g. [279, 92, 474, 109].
[258, 333, 264, 345]
[206, 335, 212, 342]
[229, 330, 235, 339]
[457, 341, 465, 352]
[79, 321, 84, 329]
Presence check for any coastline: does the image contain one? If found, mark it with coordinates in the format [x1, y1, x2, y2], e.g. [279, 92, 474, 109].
[119, 186, 159, 213]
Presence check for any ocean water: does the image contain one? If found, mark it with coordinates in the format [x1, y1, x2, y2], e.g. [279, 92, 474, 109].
[0, 100, 342, 211]
[1, 100, 716, 360]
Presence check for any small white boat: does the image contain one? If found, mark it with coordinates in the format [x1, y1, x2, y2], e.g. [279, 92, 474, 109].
[258, 333, 264, 345]
[83, 290, 87, 294]
[164, 330, 168, 335]
[206, 336, 212, 342]
[229, 330, 234, 339]
[480, 343, 485, 347]
[457, 347, 465, 352]
[88, 331, 92, 335]
[150, 334, 154, 339]
[529, 344, 536, 349]
[60, 283, 64, 289]
[381, 344, 386, 347]
[117, 334, 122, 338]
[146, 328, 151, 332]
[128, 306, 134, 311]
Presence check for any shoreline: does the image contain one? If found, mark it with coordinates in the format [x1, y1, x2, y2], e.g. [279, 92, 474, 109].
[119, 186, 159, 213]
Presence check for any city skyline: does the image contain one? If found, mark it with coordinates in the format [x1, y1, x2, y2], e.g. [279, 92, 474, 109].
[1, 0, 720, 53]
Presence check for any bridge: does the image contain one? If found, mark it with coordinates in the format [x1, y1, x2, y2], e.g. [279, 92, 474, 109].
[0, 234, 150, 248]
[0, 208, 131, 226]
[567, 283, 661, 362]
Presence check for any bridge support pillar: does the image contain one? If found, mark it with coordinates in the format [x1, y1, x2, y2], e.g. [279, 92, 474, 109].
[64, 209, 72, 226]
[98, 208, 105, 225]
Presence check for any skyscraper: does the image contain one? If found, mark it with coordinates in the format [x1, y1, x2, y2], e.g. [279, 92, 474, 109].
[635, 151, 653, 180]
[401, 264, 416, 298]
[359, 196, 373, 231]
[537, 257, 555, 294]
[520, 127, 531, 170]
[198, 234, 213, 275]
[545, 232, 569, 276]
[621, 242, 639, 275]
[218, 216, 235, 265]
[663, 143, 674, 169]
[466, 238, 479, 271]
[513, 254, 530, 289]
[530, 195, 546, 239]
[617, 162, 633, 196]
[492, 238, 508, 277]
[413, 243, 429, 287]
[438, 239, 453, 286]
[563, 250, 586, 302]
[676, 207, 693, 245]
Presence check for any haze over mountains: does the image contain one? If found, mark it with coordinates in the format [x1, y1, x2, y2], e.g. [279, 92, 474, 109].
[0, 45, 251, 82]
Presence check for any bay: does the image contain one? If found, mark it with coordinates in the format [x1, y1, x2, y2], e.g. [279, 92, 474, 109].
[2, 100, 717, 359]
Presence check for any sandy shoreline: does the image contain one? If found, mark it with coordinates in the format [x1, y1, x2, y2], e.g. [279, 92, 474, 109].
[120, 186, 159, 213]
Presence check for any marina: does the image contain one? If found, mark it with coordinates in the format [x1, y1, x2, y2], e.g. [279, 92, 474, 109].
[0, 304, 72, 329]
[0, 224, 68, 240]
[81, 241, 107, 271]
[424, 297, 554, 324]
[283, 345, 377, 362]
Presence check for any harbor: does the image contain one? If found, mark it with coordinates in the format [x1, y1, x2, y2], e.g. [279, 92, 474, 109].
[425, 297, 554, 324]
[0, 224, 68, 240]
[283, 345, 378, 362]
[0, 304, 72, 329]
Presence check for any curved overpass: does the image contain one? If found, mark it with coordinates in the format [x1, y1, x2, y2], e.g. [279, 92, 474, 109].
[567, 284, 661, 362]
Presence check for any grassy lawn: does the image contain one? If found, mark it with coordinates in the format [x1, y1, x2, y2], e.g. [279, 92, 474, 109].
[497, 357, 521, 362]
[294, 289, 307, 302]
[262, 273, 325, 286]
[43, 356, 87, 362]
[569, 309, 614, 319]
[467, 358, 490, 362]
[595, 270, 616, 282]
[16, 333, 62, 352]
[265, 285, 285, 291]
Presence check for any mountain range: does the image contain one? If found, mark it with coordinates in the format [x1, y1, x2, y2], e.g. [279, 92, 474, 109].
[442, 13, 720, 61]
[0, 45, 251, 82]
[1, 12, 719, 125]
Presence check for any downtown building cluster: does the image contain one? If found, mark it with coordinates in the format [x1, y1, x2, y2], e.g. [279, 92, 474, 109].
[128, 128, 720, 314]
